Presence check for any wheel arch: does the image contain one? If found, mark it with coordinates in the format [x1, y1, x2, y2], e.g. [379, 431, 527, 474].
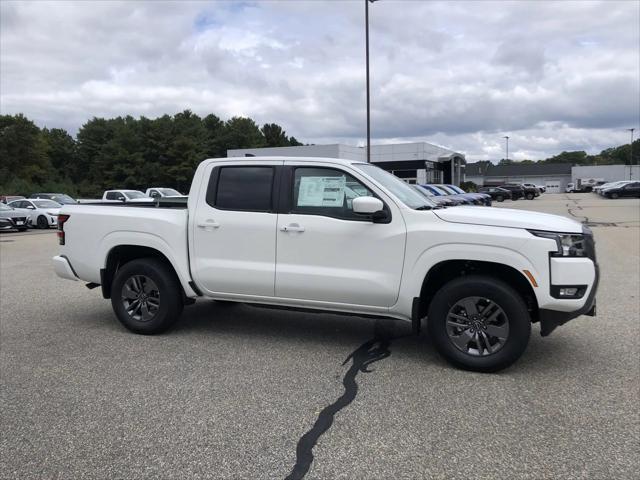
[417, 259, 539, 323]
[101, 244, 196, 301]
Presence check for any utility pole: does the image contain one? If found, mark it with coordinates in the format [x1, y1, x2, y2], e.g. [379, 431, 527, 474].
[365, 0, 377, 162]
[628, 128, 635, 180]
[503, 136, 510, 162]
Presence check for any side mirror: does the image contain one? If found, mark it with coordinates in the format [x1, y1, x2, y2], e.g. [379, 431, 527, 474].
[117, 196, 126, 202]
[352, 196, 384, 214]
[27, 205, 35, 210]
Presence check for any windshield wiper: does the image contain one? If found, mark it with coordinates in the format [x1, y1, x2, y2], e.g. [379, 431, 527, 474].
[414, 205, 434, 210]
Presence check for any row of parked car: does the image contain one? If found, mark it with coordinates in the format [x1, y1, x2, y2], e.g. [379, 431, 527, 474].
[0, 188, 184, 232]
[592, 180, 640, 199]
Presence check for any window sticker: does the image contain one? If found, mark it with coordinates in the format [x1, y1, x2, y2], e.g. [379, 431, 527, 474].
[298, 176, 346, 207]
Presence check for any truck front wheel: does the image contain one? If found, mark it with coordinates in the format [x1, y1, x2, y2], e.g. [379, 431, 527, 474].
[427, 275, 531, 372]
[111, 258, 183, 334]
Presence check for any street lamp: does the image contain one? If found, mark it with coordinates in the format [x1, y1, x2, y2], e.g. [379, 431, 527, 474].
[503, 136, 510, 162]
[365, 0, 378, 163]
[627, 128, 635, 180]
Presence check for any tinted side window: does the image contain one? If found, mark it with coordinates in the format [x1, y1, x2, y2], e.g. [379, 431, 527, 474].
[215, 167, 274, 211]
[291, 167, 374, 220]
[105, 192, 117, 200]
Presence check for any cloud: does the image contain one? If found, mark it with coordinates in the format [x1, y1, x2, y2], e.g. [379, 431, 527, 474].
[1, 0, 638, 161]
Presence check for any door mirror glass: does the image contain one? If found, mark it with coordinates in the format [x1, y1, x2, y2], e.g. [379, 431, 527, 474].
[352, 196, 384, 214]
[26, 205, 35, 210]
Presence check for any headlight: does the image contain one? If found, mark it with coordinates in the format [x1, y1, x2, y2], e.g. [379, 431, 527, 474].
[529, 230, 586, 257]
[47, 211, 59, 217]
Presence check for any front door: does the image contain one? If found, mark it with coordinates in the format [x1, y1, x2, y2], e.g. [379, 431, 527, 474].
[275, 164, 406, 307]
[191, 161, 281, 296]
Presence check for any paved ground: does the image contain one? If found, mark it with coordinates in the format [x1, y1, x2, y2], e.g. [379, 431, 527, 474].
[1, 193, 638, 479]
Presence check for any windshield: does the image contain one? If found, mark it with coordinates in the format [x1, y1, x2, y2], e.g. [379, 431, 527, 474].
[354, 164, 436, 209]
[429, 185, 449, 195]
[33, 200, 61, 208]
[159, 188, 181, 196]
[448, 185, 466, 194]
[125, 191, 148, 199]
[436, 185, 457, 195]
[50, 194, 76, 204]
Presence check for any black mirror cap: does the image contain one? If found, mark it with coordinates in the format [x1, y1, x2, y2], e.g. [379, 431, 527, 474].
[372, 209, 391, 224]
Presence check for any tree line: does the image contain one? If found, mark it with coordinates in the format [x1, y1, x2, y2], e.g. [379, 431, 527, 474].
[0, 111, 302, 197]
[493, 142, 640, 167]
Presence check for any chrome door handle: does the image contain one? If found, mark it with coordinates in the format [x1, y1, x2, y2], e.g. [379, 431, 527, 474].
[197, 220, 220, 229]
[280, 223, 305, 232]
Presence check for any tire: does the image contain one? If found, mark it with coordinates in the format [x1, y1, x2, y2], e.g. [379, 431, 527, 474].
[526, 193, 534, 200]
[496, 195, 504, 202]
[110, 258, 183, 334]
[18, 228, 27, 232]
[426, 275, 531, 372]
[36, 215, 49, 229]
[610, 193, 619, 199]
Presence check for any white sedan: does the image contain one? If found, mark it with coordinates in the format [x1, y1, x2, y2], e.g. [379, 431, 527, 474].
[7, 199, 61, 229]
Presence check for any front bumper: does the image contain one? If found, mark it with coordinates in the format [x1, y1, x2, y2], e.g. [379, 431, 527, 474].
[539, 261, 599, 336]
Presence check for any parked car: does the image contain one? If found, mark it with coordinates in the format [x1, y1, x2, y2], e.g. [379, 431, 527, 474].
[434, 184, 485, 205]
[602, 181, 640, 199]
[596, 181, 632, 195]
[523, 184, 541, 197]
[536, 185, 547, 193]
[145, 188, 184, 199]
[412, 185, 456, 207]
[1, 195, 25, 204]
[566, 178, 605, 193]
[499, 184, 526, 200]
[30, 193, 78, 204]
[506, 183, 538, 200]
[421, 185, 475, 205]
[478, 187, 512, 202]
[0, 203, 30, 231]
[53, 156, 598, 373]
[7, 199, 61, 228]
[102, 190, 153, 203]
[443, 184, 492, 206]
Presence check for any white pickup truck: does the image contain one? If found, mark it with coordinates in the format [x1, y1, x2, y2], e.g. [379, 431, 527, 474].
[53, 157, 598, 372]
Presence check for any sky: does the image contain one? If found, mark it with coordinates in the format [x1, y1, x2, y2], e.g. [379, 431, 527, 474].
[1, 0, 639, 162]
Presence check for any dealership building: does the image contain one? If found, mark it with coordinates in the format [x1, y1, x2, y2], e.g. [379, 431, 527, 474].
[466, 163, 639, 193]
[228, 142, 466, 186]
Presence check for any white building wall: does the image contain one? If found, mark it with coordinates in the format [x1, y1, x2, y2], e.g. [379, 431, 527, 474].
[571, 165, 639, 182]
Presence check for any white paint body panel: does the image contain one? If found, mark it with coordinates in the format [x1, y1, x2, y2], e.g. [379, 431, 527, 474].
[55, 156, 597, 321]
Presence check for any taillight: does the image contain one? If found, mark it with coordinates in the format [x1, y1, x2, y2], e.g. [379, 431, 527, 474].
[58, 214, 70, 245]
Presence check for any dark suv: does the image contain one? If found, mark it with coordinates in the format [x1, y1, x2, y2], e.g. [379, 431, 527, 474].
[497, 184, 524, 200]
[478, 186, 512, 202]
[501, 184, 537, 200]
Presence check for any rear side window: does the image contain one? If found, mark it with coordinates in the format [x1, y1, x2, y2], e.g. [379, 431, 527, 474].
[105, 192, 118, 200]
[212, 166, 274, 211]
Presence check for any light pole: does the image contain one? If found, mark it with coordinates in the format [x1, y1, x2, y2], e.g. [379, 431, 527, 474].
[365, 0, 378, 163]
[627, 128, 635, 180]
[503, 136, 510, 162]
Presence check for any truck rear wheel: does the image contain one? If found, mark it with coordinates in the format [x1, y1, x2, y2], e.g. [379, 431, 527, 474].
[427, 275, 531, 372]
[111, 258, 183, 334]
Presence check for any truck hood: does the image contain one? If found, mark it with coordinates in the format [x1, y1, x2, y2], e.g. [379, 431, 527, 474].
[433, 206, 583, 233]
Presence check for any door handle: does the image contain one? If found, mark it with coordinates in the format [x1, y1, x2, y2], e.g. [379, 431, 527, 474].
[197, 220, 220, 229]
[280, 223, 305, 232]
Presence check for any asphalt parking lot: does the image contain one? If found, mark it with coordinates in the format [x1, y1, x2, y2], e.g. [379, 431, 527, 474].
[1, 193, 639, 479]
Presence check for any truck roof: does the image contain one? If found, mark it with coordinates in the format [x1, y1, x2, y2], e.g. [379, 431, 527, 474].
[209, 156, 367, 168]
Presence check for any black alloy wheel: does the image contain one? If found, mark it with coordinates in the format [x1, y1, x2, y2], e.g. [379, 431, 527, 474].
[111, 258, 184, 334]
[37, 215, 49, 229]
[427, 275, 531, 372]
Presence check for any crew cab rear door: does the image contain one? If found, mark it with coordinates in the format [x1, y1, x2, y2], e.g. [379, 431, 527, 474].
[275, 162, 406, 307]
[191, 160, 282, 296]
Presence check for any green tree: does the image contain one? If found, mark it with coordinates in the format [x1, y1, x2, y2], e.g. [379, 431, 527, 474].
[0, 114, 53, 185]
